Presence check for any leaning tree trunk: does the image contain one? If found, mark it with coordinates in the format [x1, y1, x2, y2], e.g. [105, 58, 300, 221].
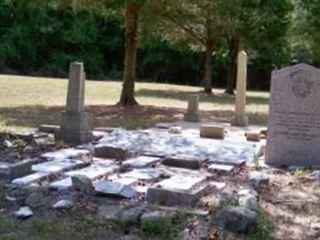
[225, 37, 240, 95]
[118, 3, 139, 106]
[203, 42, 213, 94]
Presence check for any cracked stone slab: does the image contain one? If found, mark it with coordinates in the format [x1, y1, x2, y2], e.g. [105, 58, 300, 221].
[122, 156, 161, 169]
[207, 164, 235, 174]
[120, 168, 167, 181]
[95, 180, 136, 199]
[146, 174, 210, 207]
[12, 172, 51, 186]
[161, 155, 204, 169]
[41, 148, 91, 161]
[32, 159, 89, 173]
[65, 158, 118, 179]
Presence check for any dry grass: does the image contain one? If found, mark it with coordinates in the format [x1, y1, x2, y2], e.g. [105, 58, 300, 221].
[0, 74, 269, 131]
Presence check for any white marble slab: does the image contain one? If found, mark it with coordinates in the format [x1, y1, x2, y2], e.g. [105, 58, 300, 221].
[12, 172, 50, 186]
[41, 148, 90, 161]
[32, 159, 86, 173]
[122, 156, 161, 168]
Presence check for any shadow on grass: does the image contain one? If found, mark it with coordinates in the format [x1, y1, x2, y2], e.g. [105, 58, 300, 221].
[0, 104, 267, 131]
[136, 88, 269, 106]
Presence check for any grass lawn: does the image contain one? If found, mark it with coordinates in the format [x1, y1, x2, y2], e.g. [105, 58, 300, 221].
[0, 74, 269, 131]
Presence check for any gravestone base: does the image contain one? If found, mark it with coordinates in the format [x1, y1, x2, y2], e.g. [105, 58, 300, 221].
[56, 111, 92, 144]
[231, 116, 248, 127]
[184, 113, 201, 122]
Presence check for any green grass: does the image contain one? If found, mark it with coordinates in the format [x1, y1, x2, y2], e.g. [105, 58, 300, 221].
[0, 74, 269, 131]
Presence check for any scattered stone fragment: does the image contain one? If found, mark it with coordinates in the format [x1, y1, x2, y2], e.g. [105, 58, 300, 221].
[200, 125, 225, 139]
[141, 210, 174, 223]
[168, 126, 182, 134]
[238, 188, 258, 209]
[215, 206, 257, 233]
[71, 175, 93, 192]
[245, 133, 261, 142]
[1, 158, 42, 181]
[3, 140, 13, 148]
[118, 205, 145, 224]
[207, 164, 234, 174]
[38, 124, 60, 134]
[308, 171, 320, 181]
[97, 205, 121, 221]
[53, 200, 74, 210]
[5, 196, 17, 202]
[95, 180, 136, 199]
[25, 191, 46, 208]
[249, 171, 269, 189]
[122, 156, 161, 169]
[14, 207, 33, 219]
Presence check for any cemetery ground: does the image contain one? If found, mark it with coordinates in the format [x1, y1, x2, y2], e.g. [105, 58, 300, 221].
[0, 74, 268, 132]
[1, 74, 320, 240]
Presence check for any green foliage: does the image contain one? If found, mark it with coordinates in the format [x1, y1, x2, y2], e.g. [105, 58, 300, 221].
[248, 208, 275, 240]
[0, 0, 318, 89]
[140, 216, 174, 239]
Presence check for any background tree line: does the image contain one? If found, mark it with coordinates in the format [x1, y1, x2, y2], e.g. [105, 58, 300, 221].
[0, 0, 319, 104]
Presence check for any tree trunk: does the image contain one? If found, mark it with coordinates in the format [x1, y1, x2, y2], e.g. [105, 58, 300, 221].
[118, 3, 139, 106]
[203, 43, 213, 94]
[225, 37, 240, 95]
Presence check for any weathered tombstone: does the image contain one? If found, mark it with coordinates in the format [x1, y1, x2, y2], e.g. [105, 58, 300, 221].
[184, 95, 200, 122]
[232, 51, 248, 127]
[56, 62, 92, 144]
[266, 63, 320, 166]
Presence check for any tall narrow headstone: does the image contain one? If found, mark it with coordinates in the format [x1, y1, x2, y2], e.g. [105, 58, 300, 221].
[266, 64, 320, 166]
[56, 62, 92, 144]
[184, 95, 200, 122]
[232, 51, 248, 127]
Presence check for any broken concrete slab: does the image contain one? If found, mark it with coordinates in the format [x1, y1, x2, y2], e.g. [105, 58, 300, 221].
[161, 155, 204, 170]
[95, 180, 136, 199]
[120, 168, 167, 181]
[12, 172, 51, 186]
[94, 145, 129, 160]
[41, 148, 91, 161]
[122, 156, 161, 169]
[207, 164, 235, 174]
[97, 129, 262, 166]
[32, 158, 89, 173]
[0, 158, 42, 180]
[65, 158, 118, 179]
[146, 174, 210, 207]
